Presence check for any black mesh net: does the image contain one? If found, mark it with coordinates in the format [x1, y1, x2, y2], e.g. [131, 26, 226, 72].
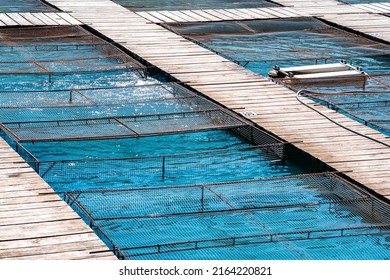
[64, 172, 390, 259]
[0, 26, 145, 75]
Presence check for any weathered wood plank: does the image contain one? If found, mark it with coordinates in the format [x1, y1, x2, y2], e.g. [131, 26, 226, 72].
[0, 13, 18, 25]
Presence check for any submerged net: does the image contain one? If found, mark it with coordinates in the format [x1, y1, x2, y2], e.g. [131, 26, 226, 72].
[34, 142, 285, 188]
[302, 89, 390, 134]
[112, 0, 278, 11]
[64, 172, 390, 259]
[0, 84, 223, 122]
[0, 83, 193, 108]
[0, 0, 55, 12]
[0, 109, 248, 142]
[0, 26, 145, 75]
[166, 18, 390, 134]
[166, 18, 390, 74]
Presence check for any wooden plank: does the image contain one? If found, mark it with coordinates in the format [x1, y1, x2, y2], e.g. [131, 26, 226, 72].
[44, 13, 72, 25]
[161, 11, 188, 22]
[249, 8, 278, 19]
[18, 13, 45, 25]
[0, 232, 102, 250]
[0, 220, 93, 241]
[32, 13, 59, 25]
[0, 212, 80, 227]
[57, 13, 82, 25]
[0, 14, 18, 26]
[202, 9, 236, 21]
[166, 11, 198, 22]
[179, 10, 210, 22]
[227, 9, 256, 20]
[0, 239, 111, 259]
[146, 11, 176, 23]
[6, 13, 33, 25]
[371, 3, 390, 13]
[191, 10, 223, 21]
[135, 12, 162, 23]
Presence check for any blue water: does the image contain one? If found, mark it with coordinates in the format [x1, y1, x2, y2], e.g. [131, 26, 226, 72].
[111, 0, 278, 11]
[127, 234, 390, 260]
[167, 18, 390, 135]
[0, 0, 55, 12]
[341, 0, 390, 3]
[1, 25, 390, 260]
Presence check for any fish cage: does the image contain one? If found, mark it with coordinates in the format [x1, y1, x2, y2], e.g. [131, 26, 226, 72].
[164, 17, 390, 135]
[8, 123, 288, 192]
[111, 0, 279, 11]
[0, 26, 146, 81]
[0, 83, 223, 122]
[0, 0, 56, 12]
[0, 83, 193, 108]
[63, 172, 390, 259]
[29, 143, 286, 190]
[0, 109, 248, 142]
[164, 18, 390, 79]
[340, 0, 388, 3]
[301, 90, 390, 133]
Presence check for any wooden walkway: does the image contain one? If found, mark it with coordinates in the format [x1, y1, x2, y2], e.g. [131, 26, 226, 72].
[131, 1, 390, 43]
[133, 2, 390, 23]
[0, 139, 116, 260]
[0, 12, 81, 26]
[136, 7, 309, 23]
[270, 0, 390, 42]
[45, 0, 390, 199]
[354, 2, 390, 14]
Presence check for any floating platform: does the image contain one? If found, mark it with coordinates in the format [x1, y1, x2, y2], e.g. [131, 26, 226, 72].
[268, 62, 367, 85]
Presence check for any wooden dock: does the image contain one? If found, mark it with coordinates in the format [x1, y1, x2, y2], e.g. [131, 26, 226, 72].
[131, 1, 390, 43]
[0, 12, 81, 26]
[1, 0, 389, 260]
[0, 138, 116, 259]
[136, 7, 309, 23]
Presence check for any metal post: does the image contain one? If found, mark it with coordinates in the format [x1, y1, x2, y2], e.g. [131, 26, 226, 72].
[69, 90, 73, 103]
[162, 156, 165, 182]
[201, 186, 205, 212]
[36, 161, 40, 174]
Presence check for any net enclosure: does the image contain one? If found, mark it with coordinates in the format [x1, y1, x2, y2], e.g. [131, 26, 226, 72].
[165, 17, 390, 135]
[0, 83, 222, 122]
[0, 26, 146, 77]
[20, 142, 287, 191]
[111, 0, 279, 11]
[64, 172, 390, 259]
[0, 109, 249, 142]
[0, 0, 56, 12]
[9, 120, 288, 192]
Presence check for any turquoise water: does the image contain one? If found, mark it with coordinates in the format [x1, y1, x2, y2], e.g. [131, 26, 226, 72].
[340, 0, 390, 3]
[1, 26, 390, 260]
[0, 0, 55, 12]
[128, 234, 390, 260]
[167, 18, 390, 135]
[7, 128, 299, 192]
